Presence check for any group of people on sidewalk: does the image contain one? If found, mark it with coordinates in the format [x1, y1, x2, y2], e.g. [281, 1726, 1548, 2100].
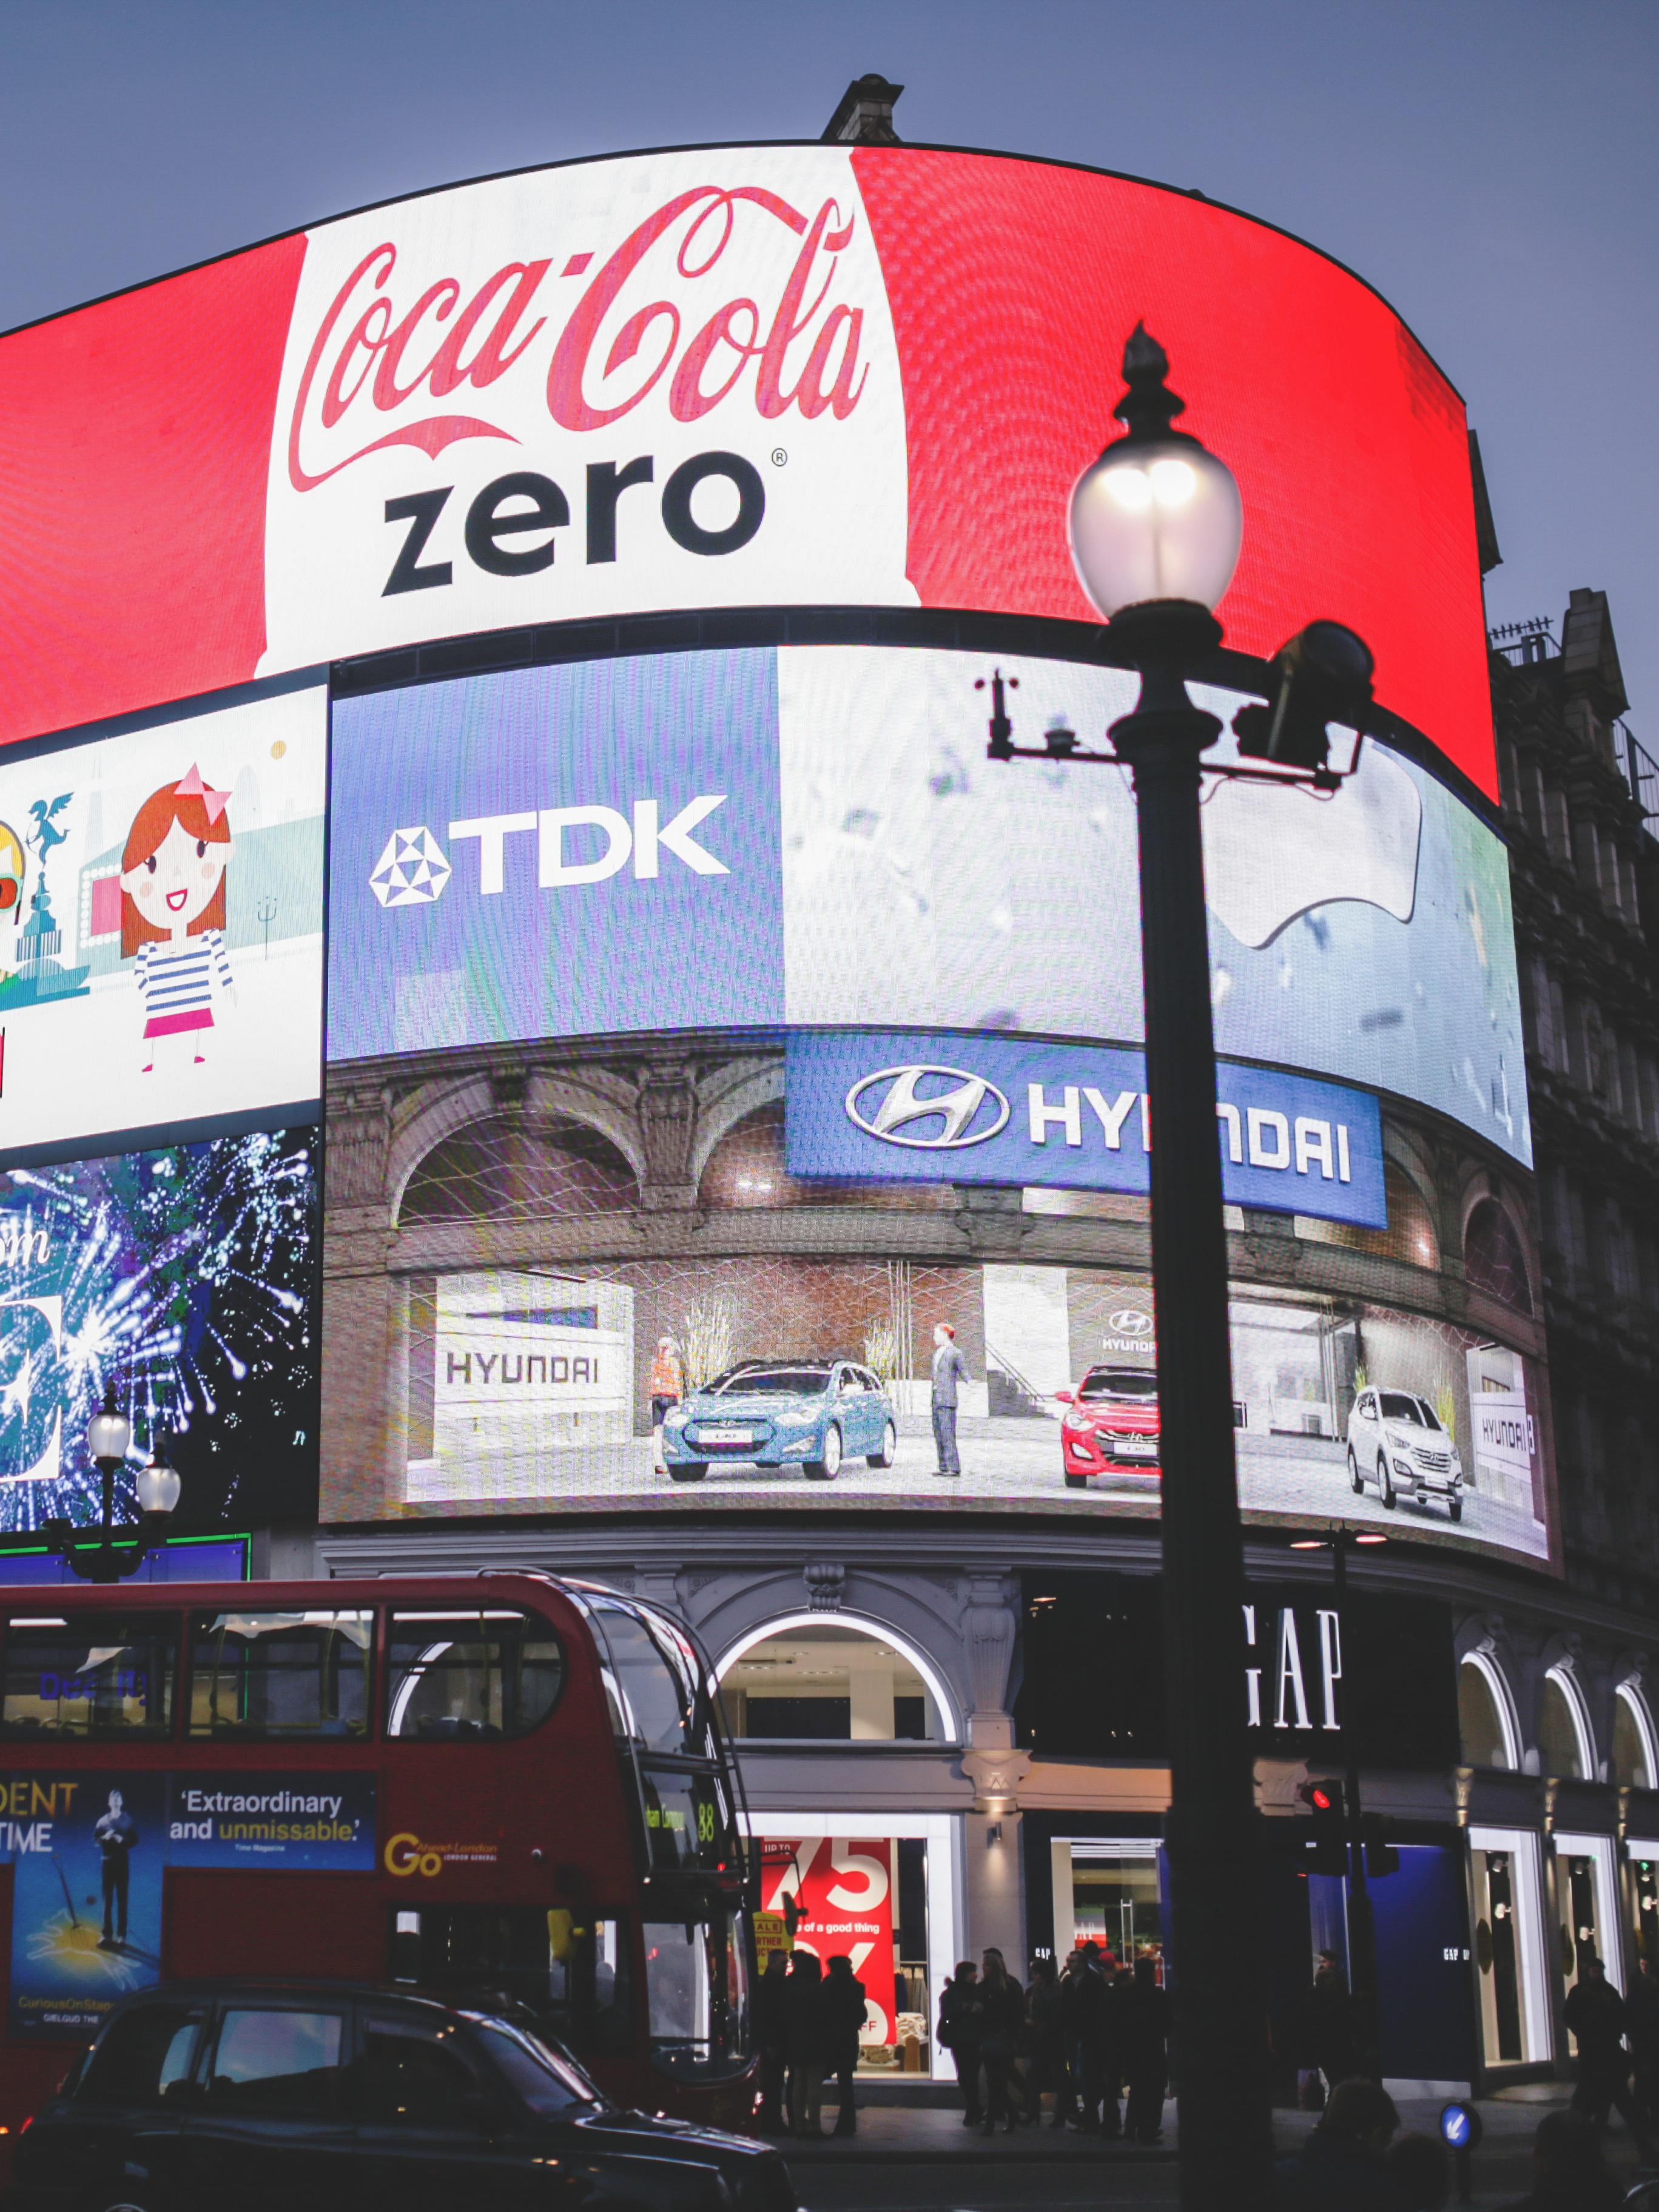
[754, 1948, 870, 2137]
[938, 1942, 1172, 2139]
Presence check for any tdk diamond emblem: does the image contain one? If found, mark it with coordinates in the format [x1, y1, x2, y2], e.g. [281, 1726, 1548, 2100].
[370, 826, 451, 909]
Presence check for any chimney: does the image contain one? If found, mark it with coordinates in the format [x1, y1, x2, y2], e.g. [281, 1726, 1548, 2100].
[821, 74, 904, 146]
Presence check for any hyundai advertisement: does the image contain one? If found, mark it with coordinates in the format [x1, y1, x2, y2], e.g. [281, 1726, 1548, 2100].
[360, 1251, 1550, 1562]
[784, 1031, 1387, 1229]
[319, 632, 1547, 1561]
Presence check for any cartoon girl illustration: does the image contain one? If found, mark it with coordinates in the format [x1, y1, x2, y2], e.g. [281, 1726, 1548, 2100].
[118, 766, 236, 1072]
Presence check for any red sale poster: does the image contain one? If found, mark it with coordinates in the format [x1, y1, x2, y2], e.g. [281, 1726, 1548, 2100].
[759, 1835, 898, 2045]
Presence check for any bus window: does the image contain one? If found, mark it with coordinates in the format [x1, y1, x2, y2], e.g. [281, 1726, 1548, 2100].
[1, 1610, 176, 1736]
[588, 1599, 711, 1758]
[640, 1766, 738, 1874]
[385, 1609, 564, 1740]
[187, 1611, 371, 1737]
[389, 1904, 631, 2057]
[642, 1907, 752, 2082]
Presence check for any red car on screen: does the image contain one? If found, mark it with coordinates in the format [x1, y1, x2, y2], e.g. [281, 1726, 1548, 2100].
[1058, 1365, 1161, 1488]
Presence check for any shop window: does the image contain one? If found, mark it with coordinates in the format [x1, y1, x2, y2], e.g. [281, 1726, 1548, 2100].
[187, 1611, 370, 1738]
[1458, 1658, 1513, 1770]
[1539, 1671, 1589, 1780]
[757, 1835, 934, 2074]
[1554, 1834, 1619, 2001]
[1, 1609, 177, 1737]
[1472, 1844, 1533, 2064]
[699, 1104, 949, 1212]
[385, 1608, 564, 1740]
[720, 1622, 947, 1743]
[1464, 1198, 1533, 1313]
[1051, 1840, 1165, 1973]
[1631, 1851, 1659, 1969]
[1615, 1687, 1657, 1790]
[401, 1114, 636, 1226]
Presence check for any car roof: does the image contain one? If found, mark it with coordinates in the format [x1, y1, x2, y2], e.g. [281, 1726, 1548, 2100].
[111, 1978, 485, 2014]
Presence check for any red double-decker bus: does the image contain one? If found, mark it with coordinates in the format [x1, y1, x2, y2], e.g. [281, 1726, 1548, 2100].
[0, 1572, 756, 2182]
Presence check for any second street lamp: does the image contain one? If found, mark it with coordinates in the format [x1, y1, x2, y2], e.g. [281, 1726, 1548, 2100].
[41, 1393, 182, 1583]
[988, 324, 1375, 2211]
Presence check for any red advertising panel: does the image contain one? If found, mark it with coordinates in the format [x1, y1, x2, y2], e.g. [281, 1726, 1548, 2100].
[759, 1835, 898, 2046]
[0, 146, 1492, 794]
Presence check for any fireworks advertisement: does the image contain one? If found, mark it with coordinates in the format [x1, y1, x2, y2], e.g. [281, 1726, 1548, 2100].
[1, 1771, 166, 2039]
[0, 1127, 320, 1535]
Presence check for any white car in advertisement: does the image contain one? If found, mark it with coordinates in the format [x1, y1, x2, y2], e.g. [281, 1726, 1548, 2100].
[1347, 1388, 1465, 1520]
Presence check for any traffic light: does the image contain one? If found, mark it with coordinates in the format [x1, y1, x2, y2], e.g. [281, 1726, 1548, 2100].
[1297, 1778, 1348, 1876]
[1363, 1815, 1401, 1879]
[1233, 620, 1375, 773]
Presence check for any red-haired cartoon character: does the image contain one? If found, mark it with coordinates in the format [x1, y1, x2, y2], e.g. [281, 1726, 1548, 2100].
[119, 766, 236, 1072]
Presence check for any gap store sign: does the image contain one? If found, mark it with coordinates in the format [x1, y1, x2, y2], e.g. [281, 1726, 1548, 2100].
[784, 1030, 1387, 1229]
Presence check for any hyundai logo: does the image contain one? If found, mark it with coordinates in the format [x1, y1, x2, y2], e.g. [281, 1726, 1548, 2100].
[1108, 1308, 1154, 1337]
[845, 1065, 1011, 1150]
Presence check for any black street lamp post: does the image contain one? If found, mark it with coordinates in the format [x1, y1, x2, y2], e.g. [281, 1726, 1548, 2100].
[41, 1390, 182, 1584]
[986, 327, 1376, 2211]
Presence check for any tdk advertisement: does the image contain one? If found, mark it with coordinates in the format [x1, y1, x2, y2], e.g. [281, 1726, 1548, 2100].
[784, 1031, 1387, 1229]
[328, 650, 785, 1058]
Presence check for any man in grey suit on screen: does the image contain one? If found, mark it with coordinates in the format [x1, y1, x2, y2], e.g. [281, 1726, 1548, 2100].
[932, 1322, 971, 1479]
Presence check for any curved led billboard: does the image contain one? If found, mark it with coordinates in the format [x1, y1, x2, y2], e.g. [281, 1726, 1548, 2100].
[318, 642, 1552, 1566]
[0, 145, 1491, 793]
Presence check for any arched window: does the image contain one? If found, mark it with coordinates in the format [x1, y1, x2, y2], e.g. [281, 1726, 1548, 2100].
[1459, 1655, 1516, 1770]
[1465, 1198, 1533, 1313]
[699, 1105, 948, 1212]
[1615, 1685, 1658, 1791]
[401, 1114, 637, 1225]
[1540, 1668, 1592, 1781]
[716, 1616, 955, 1743]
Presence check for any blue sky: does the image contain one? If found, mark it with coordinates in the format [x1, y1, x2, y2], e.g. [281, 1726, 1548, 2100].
[1, 0, 1654, 722]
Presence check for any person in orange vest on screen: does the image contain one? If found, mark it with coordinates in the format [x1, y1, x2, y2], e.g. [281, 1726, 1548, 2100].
[650, 1334, 684, 1474]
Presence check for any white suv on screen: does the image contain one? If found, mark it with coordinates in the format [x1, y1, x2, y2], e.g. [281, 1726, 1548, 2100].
[1347, 1388, 1465, 1522]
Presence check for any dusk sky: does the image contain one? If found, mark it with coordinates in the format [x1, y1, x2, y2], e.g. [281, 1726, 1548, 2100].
[2, 0, 1653, 725]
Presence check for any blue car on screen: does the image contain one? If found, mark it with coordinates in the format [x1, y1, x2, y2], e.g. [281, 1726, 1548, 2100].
[662, 1359, 897, 1483]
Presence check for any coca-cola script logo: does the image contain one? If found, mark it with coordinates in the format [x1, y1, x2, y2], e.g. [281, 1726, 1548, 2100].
[288, 187, 871, 494]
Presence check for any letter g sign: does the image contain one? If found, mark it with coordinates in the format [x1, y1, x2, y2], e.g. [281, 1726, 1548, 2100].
[385, 1832, 444, 1878]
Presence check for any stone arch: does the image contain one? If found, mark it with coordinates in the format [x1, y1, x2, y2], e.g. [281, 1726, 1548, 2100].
[1540, 1660, 1595, 1781]
[1462, 1185, 1534, 1314]
[1615, 1678, 1659, 1791]
[1454, 1616, 1523, 1770]
[687, 1060, 786, 1189]
[713, 1607, 961, 1741]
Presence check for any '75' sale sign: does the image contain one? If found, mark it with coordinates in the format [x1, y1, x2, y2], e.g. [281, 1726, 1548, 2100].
[761, 1835, 897, 2045]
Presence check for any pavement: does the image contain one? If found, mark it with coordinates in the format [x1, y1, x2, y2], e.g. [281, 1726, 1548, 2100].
[777, 2083, 1656, 2208]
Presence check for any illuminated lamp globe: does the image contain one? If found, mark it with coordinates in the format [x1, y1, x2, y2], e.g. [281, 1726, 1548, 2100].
[1069, 324, 1243, 620]
[87, 1390, 132, 1466]
[136, 1444, 182, 1519]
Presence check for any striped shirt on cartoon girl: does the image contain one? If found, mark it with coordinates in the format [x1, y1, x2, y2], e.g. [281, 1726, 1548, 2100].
[118, 766, 237, 1073]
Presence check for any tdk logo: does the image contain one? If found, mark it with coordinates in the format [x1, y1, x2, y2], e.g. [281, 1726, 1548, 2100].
[845, 1066, 1011, 1151]
[371, 827, 453, 908]
[369, 797, 729, 906]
